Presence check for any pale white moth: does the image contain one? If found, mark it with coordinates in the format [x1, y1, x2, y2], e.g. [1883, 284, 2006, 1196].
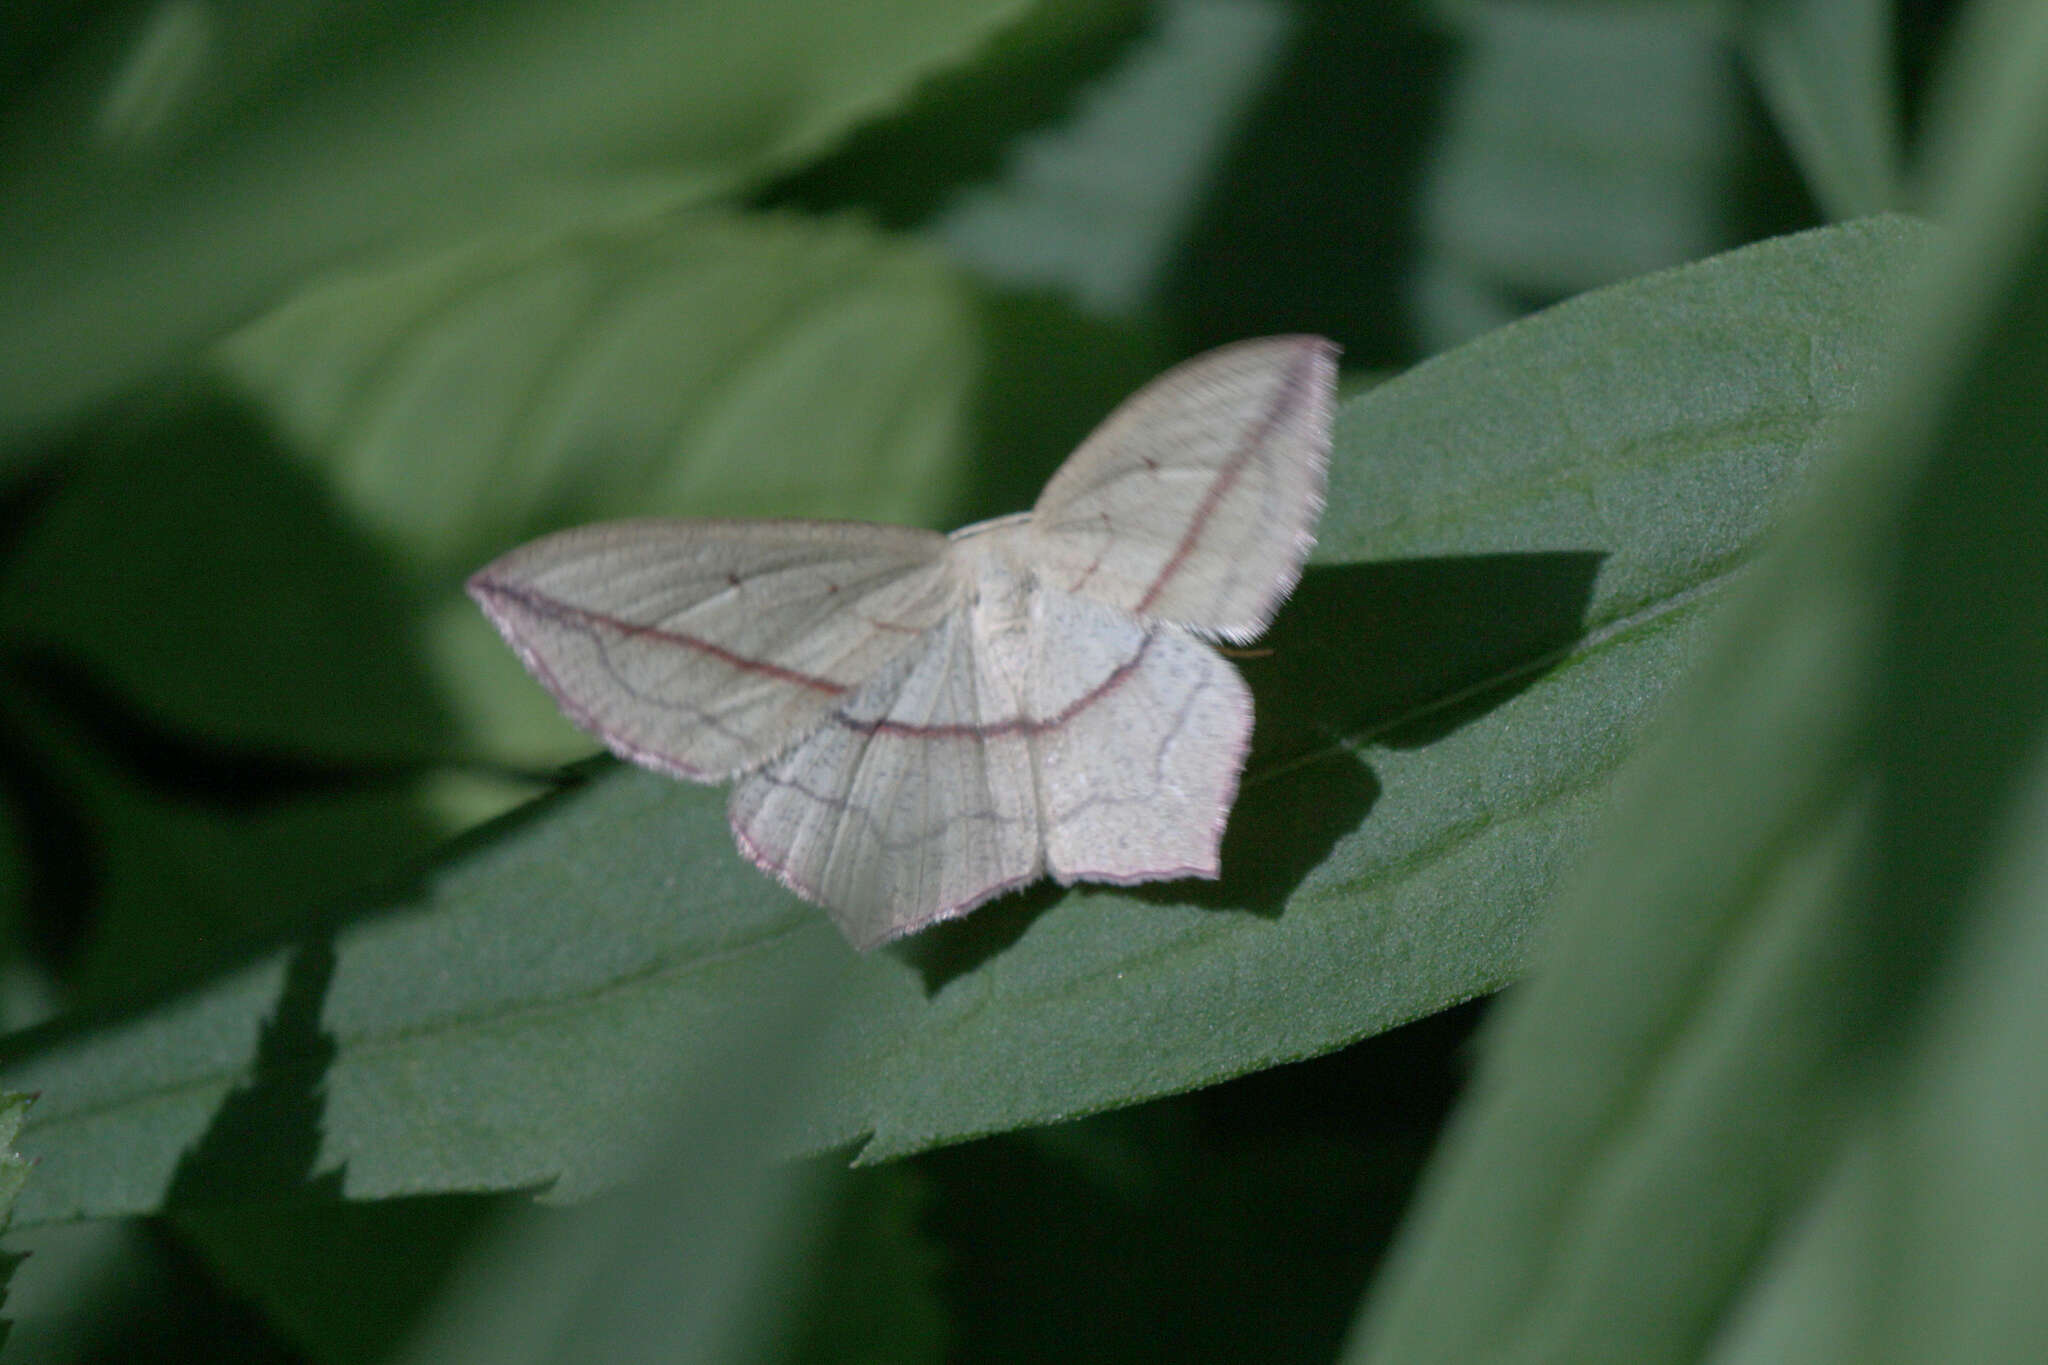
[469, 335, 1337, 949]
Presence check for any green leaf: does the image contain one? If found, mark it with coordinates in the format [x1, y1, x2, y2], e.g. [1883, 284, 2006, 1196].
[761, 0, 1153, 232]
[390, 932, 851, 1365]
[0, 216, 1933, 1226]
[1410, 0, 1794, 350]
[0, 1088, 33, 1348]
[925, 0, 1298, 315]
[0, 0, 1033, 441]
[0, 676, 452, 1009]
[218, 211, 988, 578]
[1342, 6, 2048, 1362]
[0, 1092, 28, 1225]
[1741, 0, 1903, 219]
[209, 207, 1151, 768]
[0, 397, 455, 764]
[174, 1195, 512, 1365]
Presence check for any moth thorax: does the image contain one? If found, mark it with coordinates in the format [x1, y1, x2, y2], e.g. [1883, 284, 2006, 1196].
[965, 548, 1038, 683]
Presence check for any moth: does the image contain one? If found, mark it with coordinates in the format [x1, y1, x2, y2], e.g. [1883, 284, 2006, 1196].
[469, 335, 1337, 948]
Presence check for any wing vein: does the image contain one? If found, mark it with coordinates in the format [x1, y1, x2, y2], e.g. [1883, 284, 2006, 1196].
[476, 579, 848, 695]
[1132, 341, 1323, 616]
[823, 632, 1158, 740]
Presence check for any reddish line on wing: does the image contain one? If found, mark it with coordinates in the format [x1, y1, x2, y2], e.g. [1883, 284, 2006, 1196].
[828, 632, 1156, 740]
[1133, 341, 1321, 615]
[473, 578, 850, 695]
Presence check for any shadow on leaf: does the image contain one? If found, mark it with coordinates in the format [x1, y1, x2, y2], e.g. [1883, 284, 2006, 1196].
[1242, 551, 1607, 761]
[908, 551, 1604, 976]
[898, 878, 1069, 989]
[164, 932, 343, 1207]
[1155, 746, 1379, 918]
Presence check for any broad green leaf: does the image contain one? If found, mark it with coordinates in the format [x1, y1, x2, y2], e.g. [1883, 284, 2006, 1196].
[0, 1093, 26, 1224]
[0, 0, 1033, 441]
[1344, 6, 2048, 1363]
[0, 216, 1932, 1225]
[73, 773, 451, 1010]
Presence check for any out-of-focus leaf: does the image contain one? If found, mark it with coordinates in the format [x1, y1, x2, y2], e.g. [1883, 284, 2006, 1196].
[0, 791, 19, 954]
[928, 0, 1299, 316]
[1703, 745, 2048, 1365]
[0, 217, 1932, 1224]
[770, 1161, 947, 1365]
[213, 207, 1153, 767]
[943, 289, 1170, 522]
[0, 1088, 33, 1347]
[0, 0, 1034, 441]
[175, 1195, 510, 1365]
[761, 0, 1153, 232]
[218, 212, 986, 576]
[1430, 0, 1910, 231]
[1430, 0, 1737, 14]
[0, 672, 448, 1007]
[391, 931, 848, 1365]
[0, 397, 453, 764]
[1, 1182, 420, 1362]
[1343, 7, 2048, 1363]
[1159, 2, 1456, 365]
[1742, 0, 1903, 219]
[923, 1005, 1482, 1364]
[1411, 0, 1796, 351]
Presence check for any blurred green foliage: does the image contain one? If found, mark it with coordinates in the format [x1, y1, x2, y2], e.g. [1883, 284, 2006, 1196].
[1, 0, 2043, 1361]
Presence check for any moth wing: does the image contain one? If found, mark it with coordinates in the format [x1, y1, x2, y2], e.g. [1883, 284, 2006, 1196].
[1027, 590, 1253, 886]
[727, 608, 1042, 949]
[468, 519, 959, 780]
[1027, 335, 1336, 642]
